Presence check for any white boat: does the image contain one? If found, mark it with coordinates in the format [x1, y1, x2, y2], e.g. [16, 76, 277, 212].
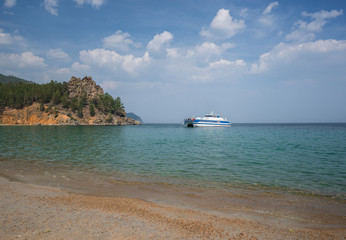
[184, 113, 231, 127]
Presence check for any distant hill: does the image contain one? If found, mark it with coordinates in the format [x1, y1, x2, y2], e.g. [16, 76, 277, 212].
[127, 112, 143, 123]
[0, 73, 31, 83]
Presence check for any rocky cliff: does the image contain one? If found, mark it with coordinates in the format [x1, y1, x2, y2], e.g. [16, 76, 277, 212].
[68, 76, 104, 100]
[0, 76, 140, 126]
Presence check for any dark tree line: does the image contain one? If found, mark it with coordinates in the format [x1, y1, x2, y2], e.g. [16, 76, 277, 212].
[0, 80, 125, 117]
[0, 80, 67, 109]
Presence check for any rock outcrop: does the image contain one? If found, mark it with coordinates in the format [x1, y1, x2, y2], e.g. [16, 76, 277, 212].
[0, 76, 141, 126]
[68, 76, 104, 100]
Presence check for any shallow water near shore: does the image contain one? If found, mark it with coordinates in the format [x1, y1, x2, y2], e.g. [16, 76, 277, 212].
[1, 123, 346, 227]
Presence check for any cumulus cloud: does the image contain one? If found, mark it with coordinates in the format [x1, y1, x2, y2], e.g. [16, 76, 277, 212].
[0, 52, 47, 69]
[285, 9, 343, 42]
[0, 29, 14, 45]
[200, 8, 245, 40]
[209, 59, 246, 69]
[44, 0, 58, 16]
[103, 30, 140, 52]
[0, 29, 24, 46]
[146, 31, 173, 57]
[71, 61, 90, 71]
[46, 48, 71, 61]
[251, 39, 346, 73]
[192, 58, 247, 82]
[4, 0, 16, 8]
[79, 48, 150, 74]
[55, 67, 70, 75]
[73, 0, 105, 8]
[187, 42, 234, 64]
[166, 48, 180, 58]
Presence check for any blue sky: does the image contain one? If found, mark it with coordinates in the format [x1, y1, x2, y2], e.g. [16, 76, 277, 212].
[1, 0, 346, 123]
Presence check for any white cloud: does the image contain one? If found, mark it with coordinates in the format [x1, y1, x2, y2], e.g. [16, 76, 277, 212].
[71, 61, 90, 71]
[259, 2, 279, 27]
[46, 48, 71, 61]
[44, 0, 58, 16]
[286, 9, 343, 42]
[0, 29, 13, 45]
[4, 0, 16, 8]
[73, 0, 105, 8]
[122, 51, 150, 73]
[263, 1, 279, 15]
[146, 31, 173, 57]
[209, 59, 246, 69]
[79, 48, 150, 74]
[251, 39, 346, 73]
[186, 42, 234, 65]
[200, 8, 245, 40]
[103, 30, 140, 52]
[0, 29, 24, 46]
[192, 58, 247, 82]
[56, 67, 71, 75]
[302, 9, 344, 21]
[166, 48, 180, 58]
[0, 52, 47, 69]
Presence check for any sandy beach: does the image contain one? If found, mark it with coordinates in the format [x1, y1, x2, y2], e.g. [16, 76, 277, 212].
[0, 176, 344, 240]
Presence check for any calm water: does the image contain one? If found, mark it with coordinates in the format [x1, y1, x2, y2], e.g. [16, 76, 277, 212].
[1, 124, 346, 199]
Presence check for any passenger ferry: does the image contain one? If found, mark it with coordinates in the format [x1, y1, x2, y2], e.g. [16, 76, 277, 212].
[184, 113, 231, 127]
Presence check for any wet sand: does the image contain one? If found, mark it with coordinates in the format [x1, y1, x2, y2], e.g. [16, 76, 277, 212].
[0, 176, 345, 240]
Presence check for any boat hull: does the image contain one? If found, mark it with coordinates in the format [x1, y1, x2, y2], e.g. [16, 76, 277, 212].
[194, 122, 231, 127]
[184, 120, 231, 127]
[184, 113, 231, 127]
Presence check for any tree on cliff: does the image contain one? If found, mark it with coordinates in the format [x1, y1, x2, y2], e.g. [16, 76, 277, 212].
[0, 80, 69, 109]
[89, 103, 95, 116]
[92, 93, 125, 116]
[0, 77, 126, 120]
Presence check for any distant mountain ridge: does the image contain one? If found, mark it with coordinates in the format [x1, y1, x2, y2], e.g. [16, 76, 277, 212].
[0, 73, 31, 83]
[127, 112, 143, 123]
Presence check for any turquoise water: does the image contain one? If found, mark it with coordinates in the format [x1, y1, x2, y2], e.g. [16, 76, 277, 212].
[1, 124, 346, 199]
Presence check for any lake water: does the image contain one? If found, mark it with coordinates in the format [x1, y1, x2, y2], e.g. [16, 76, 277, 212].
[1, 123, 345, 200]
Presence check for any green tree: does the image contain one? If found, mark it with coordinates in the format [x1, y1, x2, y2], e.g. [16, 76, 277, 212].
[52, 89, 61, 105]
[106, 113, 113, 123]
[89, 103, 95, 116]
[80, 91, 87, 106]
[61, 92, 70, 109]
[40, 102, 45, 111]
[70, 97, 78, 112]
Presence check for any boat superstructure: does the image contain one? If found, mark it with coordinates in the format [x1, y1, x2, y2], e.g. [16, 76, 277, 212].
[184, 113, 231, 127]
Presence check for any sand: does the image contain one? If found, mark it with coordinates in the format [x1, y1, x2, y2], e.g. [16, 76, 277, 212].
[0, 176, 345, 239]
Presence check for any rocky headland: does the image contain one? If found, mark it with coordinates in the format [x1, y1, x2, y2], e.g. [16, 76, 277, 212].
[0, 76, 140, 125]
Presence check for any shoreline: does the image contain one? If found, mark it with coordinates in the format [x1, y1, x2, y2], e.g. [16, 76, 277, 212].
[0, 173, 345, 239]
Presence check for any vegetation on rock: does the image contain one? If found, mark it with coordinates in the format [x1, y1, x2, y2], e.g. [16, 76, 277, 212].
[0, 75, 139, 125]
[0, 79, 125, 116]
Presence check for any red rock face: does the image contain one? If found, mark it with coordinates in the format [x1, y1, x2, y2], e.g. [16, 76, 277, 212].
[0, 102, 140, 125]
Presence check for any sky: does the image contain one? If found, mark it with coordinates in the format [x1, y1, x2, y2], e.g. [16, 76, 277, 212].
[1, 0, 346, 123]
